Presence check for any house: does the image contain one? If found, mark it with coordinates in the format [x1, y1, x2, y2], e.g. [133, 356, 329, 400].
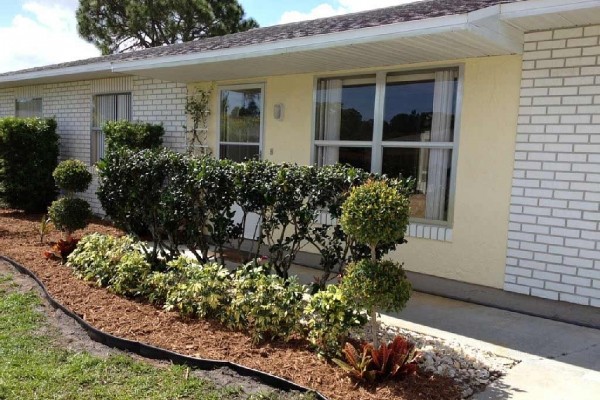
[1, 0, 599, 323]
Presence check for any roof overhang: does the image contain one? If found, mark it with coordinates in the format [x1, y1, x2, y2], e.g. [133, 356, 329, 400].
[1, 0, 600, 88]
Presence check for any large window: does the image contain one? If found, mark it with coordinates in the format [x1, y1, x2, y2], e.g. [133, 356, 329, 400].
[315, 69, 458, 223]
[15, 98, 42, 118]
[218, 85, 263, 162]
[91, 93, 131, 164]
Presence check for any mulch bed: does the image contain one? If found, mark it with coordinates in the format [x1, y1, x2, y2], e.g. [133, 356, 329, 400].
[0, 209, 461, 400]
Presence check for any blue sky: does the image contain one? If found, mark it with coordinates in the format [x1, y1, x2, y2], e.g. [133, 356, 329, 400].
[0, 0, 416, 73]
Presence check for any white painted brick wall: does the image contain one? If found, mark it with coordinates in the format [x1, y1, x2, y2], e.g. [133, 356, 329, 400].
[0, 76, 188, 214]
[506, 25, 600, 307]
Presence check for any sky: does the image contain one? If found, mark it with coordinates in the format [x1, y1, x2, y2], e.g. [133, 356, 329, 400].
[0, 0, 419, 74]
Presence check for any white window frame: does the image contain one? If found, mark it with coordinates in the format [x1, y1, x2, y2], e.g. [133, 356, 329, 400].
[15, 97, 43, 118]
[311, 65, 464, 227]
[216, 83, 265, 161]
[90, 92, 132, 165]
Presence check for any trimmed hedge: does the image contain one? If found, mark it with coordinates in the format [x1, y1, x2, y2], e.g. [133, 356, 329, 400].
[0, 117, 59, 212]
[103, 121, 164, 153]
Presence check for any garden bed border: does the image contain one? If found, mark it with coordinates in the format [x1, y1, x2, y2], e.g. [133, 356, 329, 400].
[0, 254, 327, 400]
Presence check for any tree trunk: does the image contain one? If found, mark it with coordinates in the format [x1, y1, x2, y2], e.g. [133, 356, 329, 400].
[371, 308, 379, 348]
[370, 244, 378, 346]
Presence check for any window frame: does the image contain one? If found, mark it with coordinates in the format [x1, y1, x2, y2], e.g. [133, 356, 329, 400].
[15, 97, 43, 118]
[311, 64, 464, 227]
[216, 83, 266, 161]
[90, 92, 132, 165]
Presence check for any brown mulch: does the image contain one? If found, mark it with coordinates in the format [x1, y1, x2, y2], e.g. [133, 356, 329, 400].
[0, 209, 461, 400]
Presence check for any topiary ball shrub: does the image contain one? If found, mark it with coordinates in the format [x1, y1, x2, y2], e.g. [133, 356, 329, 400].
[342, 259, 412, 315]
[340, 180, 410, 251]
[48, 197, 92, 238]
[53, 159, 92, 194]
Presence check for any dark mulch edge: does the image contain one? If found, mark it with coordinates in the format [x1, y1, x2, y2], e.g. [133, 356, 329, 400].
[0, 254, 327, 400]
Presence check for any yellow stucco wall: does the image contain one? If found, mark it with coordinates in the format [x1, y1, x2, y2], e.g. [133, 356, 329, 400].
[190, 54, 521, 289]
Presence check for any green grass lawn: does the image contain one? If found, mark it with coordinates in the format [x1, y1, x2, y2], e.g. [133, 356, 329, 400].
[0, 274, 308, 400]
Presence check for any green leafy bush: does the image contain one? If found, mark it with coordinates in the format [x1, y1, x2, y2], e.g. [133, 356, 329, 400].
[304, 284, 368, 357]
[342, 259, 411, 315]
[103, 121, 164, 153]
[0, 117, 59, 212]
[110, 251, 152, 297]
[340, 180, 410, 252]
[227, 265, 307, 343]
[68, 234, 138, 287]
[163, 259, 231, 318]
[53, 159, 92, 194]
[48, 198, 92, 237]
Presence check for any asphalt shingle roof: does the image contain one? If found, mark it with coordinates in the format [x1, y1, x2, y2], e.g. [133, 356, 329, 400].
[0, 0, 522, 78]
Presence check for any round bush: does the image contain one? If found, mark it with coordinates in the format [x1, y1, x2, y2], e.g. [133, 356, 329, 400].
[48, 197, 92, 235]
[340, 180, 410, 248]
[53, 159, 92, 193]
[341, 259, 412, 314]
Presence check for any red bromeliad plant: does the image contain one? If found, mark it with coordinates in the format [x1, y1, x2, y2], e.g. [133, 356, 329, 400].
[333, 335, 419, 385]
[44, 238, 80, 263]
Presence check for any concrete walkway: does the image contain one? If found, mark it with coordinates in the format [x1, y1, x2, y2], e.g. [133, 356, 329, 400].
[384, 292, 600, 400]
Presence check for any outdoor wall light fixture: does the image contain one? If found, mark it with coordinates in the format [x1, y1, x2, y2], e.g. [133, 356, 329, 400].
[273, 103, 285, 120]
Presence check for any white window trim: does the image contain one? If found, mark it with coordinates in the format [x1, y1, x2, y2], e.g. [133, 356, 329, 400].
[311, 64, 464, 232]
[216, 83, 266, 160]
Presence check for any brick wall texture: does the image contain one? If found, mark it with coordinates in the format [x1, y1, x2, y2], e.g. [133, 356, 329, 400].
[0, 76, 188, 213]
[505, 25, 600, 307]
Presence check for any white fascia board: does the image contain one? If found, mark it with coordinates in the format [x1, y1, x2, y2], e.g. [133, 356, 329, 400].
[0, 62, 113, 85]
[500, 0, 600, 20]
[112, 14, 473, 73]
[467, 5, 524, 54]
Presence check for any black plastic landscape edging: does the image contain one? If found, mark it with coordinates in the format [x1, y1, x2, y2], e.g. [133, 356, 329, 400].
[0, 254, 327, 400]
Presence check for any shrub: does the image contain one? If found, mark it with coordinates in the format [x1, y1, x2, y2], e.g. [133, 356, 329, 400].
[162, 257, 231, 318]
[98, 148, 202, 264]
[53, 159, 92, 194]
[304, 284, 368, 357]
[110, 251, 152, 297]
[227, 264, 307, 343]
[103, 121, 164, 153]
[68, 234, 138, 287]
[0, 117, 59, 212]
[48, 198, 92, 238]
[342, 259, 412, 315]
[340, 180, 410, 254]
[340, 179, 411, 347]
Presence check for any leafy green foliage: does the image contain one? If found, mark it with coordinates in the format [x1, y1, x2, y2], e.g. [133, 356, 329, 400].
[0, 117, 59, 212]
[103, 120, 164, 153]
[53, 159, 92, 194]
[304, 284, 368, 357]
[227, 265, 307, 343]
[67, 233, 139, 287]
[161, 257, 231, 318]
[340, 180, 410, 250]
[342, 259, 412, 314]
[77, 0, 258, 55]
[39, 214, 53, 243]
[110, 251, 152, 297]
[48, 197, 92, 236]
[333, 336, 418, 384]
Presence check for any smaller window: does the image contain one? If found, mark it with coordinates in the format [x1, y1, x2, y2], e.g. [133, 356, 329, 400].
[218, 85, 263, 162]
[15, 98, 42, 118]
[91, 93, 132, 164]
